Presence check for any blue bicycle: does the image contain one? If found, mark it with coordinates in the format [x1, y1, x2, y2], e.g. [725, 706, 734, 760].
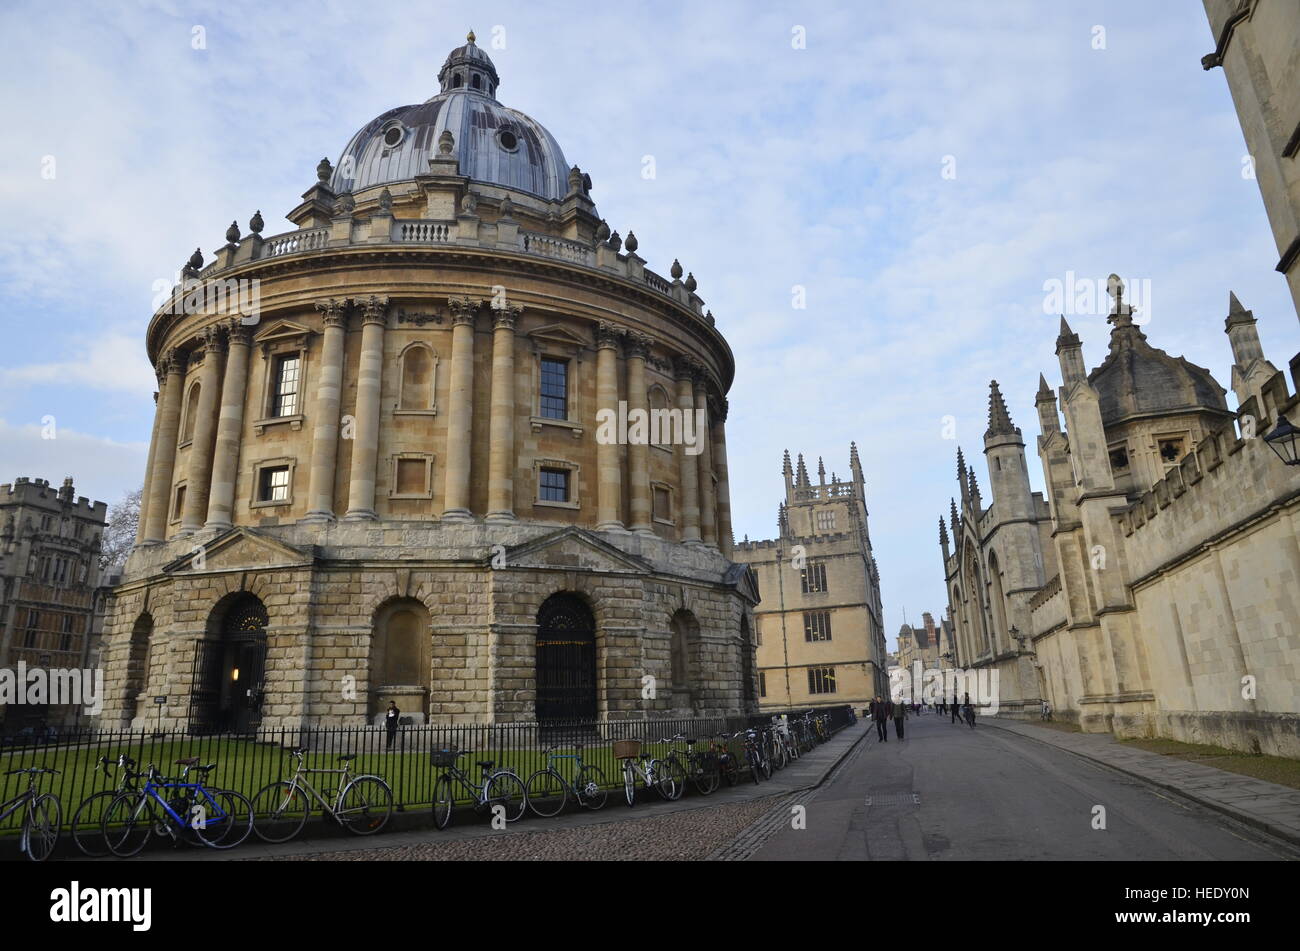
[101, 757, 253, 857]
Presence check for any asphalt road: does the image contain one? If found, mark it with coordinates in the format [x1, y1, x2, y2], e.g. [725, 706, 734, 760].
[746, 712, 1300, 861]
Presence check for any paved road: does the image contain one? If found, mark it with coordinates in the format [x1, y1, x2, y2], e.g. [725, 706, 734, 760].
[746, 712, 1300, 861]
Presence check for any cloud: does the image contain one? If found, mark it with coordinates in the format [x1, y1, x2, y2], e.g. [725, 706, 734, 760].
[0, 418, 147, 509]
[0, 332, 155, 396]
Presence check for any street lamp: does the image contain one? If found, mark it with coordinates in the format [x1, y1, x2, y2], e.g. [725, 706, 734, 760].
[1263, 414, 1300, 467]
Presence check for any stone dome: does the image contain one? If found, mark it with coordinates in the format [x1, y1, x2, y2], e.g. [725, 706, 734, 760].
[329, 32, 570, 202]
[1088, 315, 1228, 427]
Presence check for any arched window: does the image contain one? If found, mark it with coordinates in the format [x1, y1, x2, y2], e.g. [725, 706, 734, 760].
[124, 613, 153, 722]
[181, 381, 201, 443]
[648, 385, 673, 450]
[536, 593, 597, 723]
[397, 344, 436, 411]
[669, 610, 700, 712]
[987, 552, 1009, 654]
[370, 598, 431, 720]
[471, 74, 481, 89]
[453, 73, 463, 88]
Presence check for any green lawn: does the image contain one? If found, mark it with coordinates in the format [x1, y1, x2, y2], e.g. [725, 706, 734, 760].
[1118, 737, 1300, 791]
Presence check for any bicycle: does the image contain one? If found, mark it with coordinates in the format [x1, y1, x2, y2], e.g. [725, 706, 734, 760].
[710, 733, 740, 787]
[71, 754, 139, 857]
[737, 728, 769, 783]
[251, 748, 394, 843]
[1, 767, 61, 862]
[659, 734, 717, 798]
[525, 744, 609, 817]
[615, 738, 677, 806]
[101, 758, 253, 857]
[430, 749, 527, 829]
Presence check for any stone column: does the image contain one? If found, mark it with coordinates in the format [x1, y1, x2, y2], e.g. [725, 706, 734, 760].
[712, 397, 734, 557]
[674, 357, 702, 545]
[693, 375, 717, 548]
[143, 351, 185, 544]
[305, 299, 348, 521]
[625, 333, 653, 535]
[204, 320, 253, 530]
[442, 296, 478, 520]
[486, 305, 520, 521]
[344, 295, 388, 520]
[180, 327, 226, 534]
[134, 390, 162, 545]
[594, 322, 624, 531]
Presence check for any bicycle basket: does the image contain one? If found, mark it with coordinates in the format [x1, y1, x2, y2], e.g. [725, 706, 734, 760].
[429, 749, 459, 768]
[612, 739, 642, 760]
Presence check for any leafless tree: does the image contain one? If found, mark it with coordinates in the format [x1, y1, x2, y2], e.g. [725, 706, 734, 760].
[99, 486, 142, 574]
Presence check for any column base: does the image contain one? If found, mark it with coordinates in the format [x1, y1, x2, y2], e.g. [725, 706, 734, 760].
[485, 511, 517, 523]
[301, 511, 337, 524]
[343, 509, 377, 521]
[629, 525, 656, 537]
[202, 520, 234, 533]
[682, 537, 705, 548]
[441, 509, 474, 522]
[595, 520, 627, 532]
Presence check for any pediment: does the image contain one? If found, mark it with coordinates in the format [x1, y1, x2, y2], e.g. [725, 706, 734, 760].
[499, 526, 652, 574]
[527, 323, 589, 350]
[724, 563, 760, 604]
[253, 319, 314, 345]
[162, 527, 313, 574]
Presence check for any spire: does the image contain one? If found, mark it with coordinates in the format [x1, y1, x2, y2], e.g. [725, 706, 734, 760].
[795, 453, 810, 487]
[939, 516, 949, 546]
[1226, 291, 1255, 327]
[1056, 315, 1086, 384]
[950, 497, 960, 533]
[817, 456, 826, 484]
[1036, 372, 1060, 433]
[968, 467, 981, 506]
[782, 449, 793, 476]
[957, 446, 967, 481]
[1036, 373, 1052, 399]
[849, 441, 861, 469]
[985, 380, 1019, 438]
[1056, 316, 1079, 350]
[777, 501, 789, 536]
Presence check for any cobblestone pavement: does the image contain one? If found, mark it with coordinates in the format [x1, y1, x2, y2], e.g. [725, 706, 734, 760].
[253, 791, 793, 861]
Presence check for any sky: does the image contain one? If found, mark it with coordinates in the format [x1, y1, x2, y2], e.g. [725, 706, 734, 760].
[1, 1, 1297, 650]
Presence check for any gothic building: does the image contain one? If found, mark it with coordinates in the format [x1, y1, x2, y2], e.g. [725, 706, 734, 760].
[100, 33, 759, 733]
[941, 281, 1300, 756]
[732, 446, 889, 710]
[0, 477, 108, 733]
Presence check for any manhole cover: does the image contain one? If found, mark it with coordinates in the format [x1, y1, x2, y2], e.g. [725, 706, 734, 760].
[865, 792, 919, 806]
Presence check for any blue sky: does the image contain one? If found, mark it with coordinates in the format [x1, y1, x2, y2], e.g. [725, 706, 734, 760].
[1, 1, 1297, 648]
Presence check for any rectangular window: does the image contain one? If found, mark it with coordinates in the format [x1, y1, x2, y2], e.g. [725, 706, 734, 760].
[539, 357, 568, 420]
[172, 485, 186, 522]
[272, 354, 302, 417]
[395, 458, 427, 496]
[800, 562, 828, 593]
[754, 617, 762, 646]
[816, 510, 835, 531]
[808, 667, 837, 695]
[759, 671, 767, 698]
[539, 467, 569, 502]
[804, 610, 832, 642]
[652, 485, 671, 522]
[1109, 446, 1130, 472]
[23, 610, 39, 648]
[259, 466, 290, 503]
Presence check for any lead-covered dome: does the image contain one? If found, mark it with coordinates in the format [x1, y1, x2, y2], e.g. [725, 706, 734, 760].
[329, 32, 570, 202]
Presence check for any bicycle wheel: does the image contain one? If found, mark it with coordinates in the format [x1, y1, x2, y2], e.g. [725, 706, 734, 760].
[622, 761, 636, 807]
[760, 755, 772, 781]
[337, 776, 393, 835]
[71, 790, 117, 857]
[24, 794, 61, 862]
[748, 752, 762, 784]
[575, 765, 608, 810]
[652, 757, 682, 801]
[103, 792, 154, 858]
[485, 772, 527, 823]
[525, 768, 568, 818]
[193, 790, 253, 849]
[691, 757, 719, 796]
[432, 774, 455, 830]
[251, 781, 310, 843]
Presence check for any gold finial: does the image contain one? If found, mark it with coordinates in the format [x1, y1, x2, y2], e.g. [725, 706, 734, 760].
[467, 29, 476, 43]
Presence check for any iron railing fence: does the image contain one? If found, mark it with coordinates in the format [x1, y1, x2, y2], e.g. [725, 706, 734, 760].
[0, 714, 769, 833]
[747, 704, 856, 734]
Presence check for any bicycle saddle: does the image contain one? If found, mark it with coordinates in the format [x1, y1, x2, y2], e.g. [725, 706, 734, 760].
[477, 760, 495, 770]
[338, 754, 356, 762]
[685, 737, 697, 744]
[175, 757, 199, 766]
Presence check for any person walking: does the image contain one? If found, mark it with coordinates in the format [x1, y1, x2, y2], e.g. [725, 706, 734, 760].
[963, 692, 976, 729]
[893, 696, 908, 739]
[385, 700, 401, 748]
[951, 693, 960, 724]
[870, 695, 890, 742]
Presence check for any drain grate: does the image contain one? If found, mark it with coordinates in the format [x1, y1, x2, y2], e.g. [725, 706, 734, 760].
[865, 792, 919, 806]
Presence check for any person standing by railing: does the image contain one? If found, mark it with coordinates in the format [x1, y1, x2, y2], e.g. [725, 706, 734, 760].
[385, 701, 401, 749]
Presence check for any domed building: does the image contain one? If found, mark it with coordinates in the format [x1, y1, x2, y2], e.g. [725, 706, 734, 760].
[100, 33, 758, 733]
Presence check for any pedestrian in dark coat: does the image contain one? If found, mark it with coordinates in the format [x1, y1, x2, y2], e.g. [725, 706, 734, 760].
[870, 695, 890, 742]
[893, 697, 908, 739]
[385, 700, 401, 748]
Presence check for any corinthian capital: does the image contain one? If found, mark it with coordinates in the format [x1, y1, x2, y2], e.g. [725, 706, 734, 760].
[672, 354, 703, 382]
[623, 331, 652, 361]
[447, 296, 481, 327]
[315, 297, 348, 329]
[595, 320, 624, 352]
[360, 295, 390, 326]
[225, 318, 253, 347]
[202, 323, 228, 354]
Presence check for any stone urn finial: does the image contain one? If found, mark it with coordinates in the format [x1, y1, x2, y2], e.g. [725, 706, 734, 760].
[567, 165, 583, 193]
[460, 191, 478, 215]
[684, 272, 697, 293]
[317, 157, 333, 183]
[182, 247, 204, 278]
[438, 130, 455, 155]
[595, 219, 610, 242]
[378, 187, 393, 213]
[670, 259, 683, 280]
[624, 230, 638, 253]
[335, 192, 355, 216]
[608, 230, 622, 252]
[225, 220, 240, 244]
[498, 195, 514, 219]
[249, 210, 264, 235]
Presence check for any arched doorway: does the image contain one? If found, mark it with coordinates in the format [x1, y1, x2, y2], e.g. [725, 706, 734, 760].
[124, 613, 153, 723]
[189, 594, 268, 734]
[535, 594, 597, 723]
